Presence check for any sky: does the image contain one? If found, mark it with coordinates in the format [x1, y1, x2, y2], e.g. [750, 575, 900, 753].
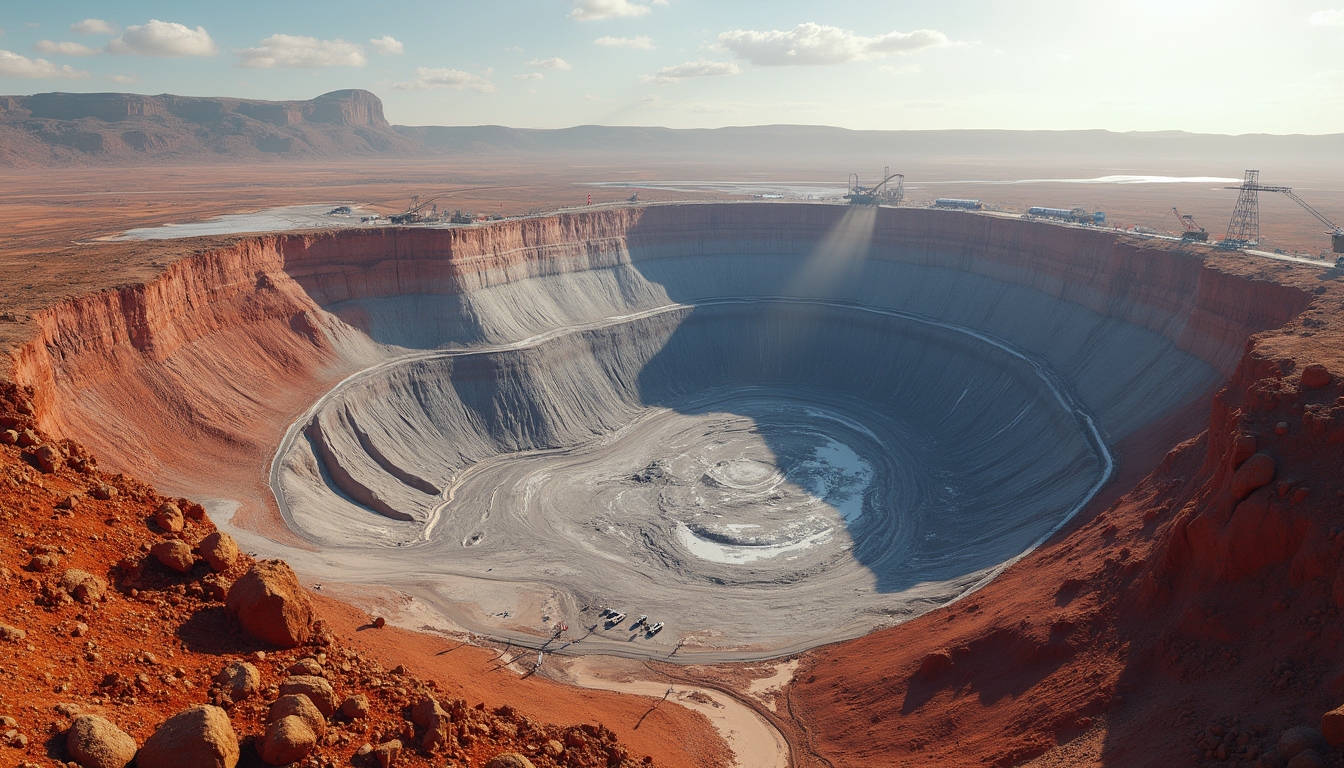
[0, 1, 1341, 134]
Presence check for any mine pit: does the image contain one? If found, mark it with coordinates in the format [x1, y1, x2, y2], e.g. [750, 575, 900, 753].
[20, 202, 1309, 661]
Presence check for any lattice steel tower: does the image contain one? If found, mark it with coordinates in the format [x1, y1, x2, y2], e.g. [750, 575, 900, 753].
[1224, 170, 1261, 247]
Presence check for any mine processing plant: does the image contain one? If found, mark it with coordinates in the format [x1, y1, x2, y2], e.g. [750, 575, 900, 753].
[1223, 170, 1344, 253]
[846, 167, 904, 205]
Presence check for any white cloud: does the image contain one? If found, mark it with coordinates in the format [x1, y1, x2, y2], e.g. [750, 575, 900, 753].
[1309, 9, 1344, 25]
[642, 58, 740, 84]
[237, 34, 366, 68]
[877, 64, 920, 75]
[393, 67, 495, 93]
[107, 20, 217, 57]
[570, 0, 666, 21]
[34, 40, 99, 56]
[104, 73, 137, 83]
[370, 35, 404, 55]
[71, 19, 116, 35]
[0, 49, 89, 79]
[594, 35, 654, 49]
[528, 57, 572, 70]
[515, 72, 544, 80]
[715, 23, 949, 66]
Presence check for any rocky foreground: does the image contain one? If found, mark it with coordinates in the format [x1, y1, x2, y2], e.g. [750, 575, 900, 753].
[0, 380, 652, 768]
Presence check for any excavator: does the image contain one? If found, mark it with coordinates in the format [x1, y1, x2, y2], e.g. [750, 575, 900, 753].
[1172, 207, 1209, 242]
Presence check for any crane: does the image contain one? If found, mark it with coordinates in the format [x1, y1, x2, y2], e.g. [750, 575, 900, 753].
[1172, 207, 1208, 242]
[1223, 171, 1344, 253]
[845, 167, 904, 206]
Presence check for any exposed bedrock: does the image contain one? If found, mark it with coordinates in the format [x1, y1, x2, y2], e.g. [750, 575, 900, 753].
[8, 204, 1313, 656]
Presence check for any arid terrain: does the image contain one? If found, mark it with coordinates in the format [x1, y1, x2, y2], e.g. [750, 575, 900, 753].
[5, 89, 1344, 768]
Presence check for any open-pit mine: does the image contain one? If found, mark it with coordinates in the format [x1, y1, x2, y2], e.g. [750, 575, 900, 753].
[13, 193, 1344, 767]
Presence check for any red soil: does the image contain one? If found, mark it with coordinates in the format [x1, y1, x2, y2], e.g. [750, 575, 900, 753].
[0, 383, 720, 767]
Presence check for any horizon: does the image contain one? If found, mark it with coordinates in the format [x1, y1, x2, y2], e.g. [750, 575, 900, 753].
[0, 1, 1341, 134]
[9, 87, 1344, 138]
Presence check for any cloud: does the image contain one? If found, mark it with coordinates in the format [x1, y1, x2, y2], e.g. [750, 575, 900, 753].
[0, 49, 89, 79]
[594, 35, 654, 49]
[107, 20, 217, 57]
[877, 64, 920, 75]
[642, 58, 740, 84]
[34, 40, 100, 56]
[715, 22, 949, 66]
[528, 57, 571, 70]
[370, 35, 404, 55]
[237, 34, 366, 68]
[570, 0, 666, 21]
[515, 72, 545, 80]
[104, 74, 137, 83]
[1309, 9, 1344, 25]
[71, 19, 116, 35]
[393, 67, 495, 93]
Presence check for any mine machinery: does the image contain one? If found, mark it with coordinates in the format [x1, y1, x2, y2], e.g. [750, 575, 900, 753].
[1222, 170, 1344, 253]
[845, 167, 904, 205]
[389, 194, 452, 225]
[1172, 207, 1209, 242]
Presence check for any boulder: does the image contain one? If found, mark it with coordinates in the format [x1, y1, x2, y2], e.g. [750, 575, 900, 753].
[0, 622, 25, 642]
[34, 443, 60, 472]
[287, 657, 322, 677]
[279, 675, 336, 717]
[1322, 703, 1344, 746]
[267, 694, 325, 739]
[225, 560, 313, 648]
[1302, 364, 1333, 389]
[410, 695, 446, 728]
[1232, 453, 1276, 499]
[154, 502, 184, 532]
[91, 484, 116, 501]
[59, 569, 106, 603]
[199, 532, 237, 573]
[136, 705, 239, 768]
[485, 754, 537, 768]
[1287, 750, 1329, 768]
[260, 715, 316, 766]
[340, 694, 369, 720]
[1280, 726, 1330, 760]
[66, 714, 137, 768]
[373, 740, 402, 768]
[213, 661, 260, 702]
[180, 499, 207, 520]
[151, 540, 195, 573]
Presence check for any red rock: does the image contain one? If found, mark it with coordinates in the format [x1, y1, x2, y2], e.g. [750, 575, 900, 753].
[225, 560, 313, 648]
[260, 715, 316, 766]
[267, 694, 325, 739]
[199, 531, 237, 572]
[136, 705, 239, 768]
[154, 502, 184, 533]
[1323, 704, 1344, 747]
[1231, 453, 1275, 499]
[1302, 364, 1333, 388]
[151, 540, 195, 573]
